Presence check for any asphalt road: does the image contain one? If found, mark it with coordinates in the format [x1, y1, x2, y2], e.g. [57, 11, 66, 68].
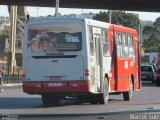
[0, 82, 160, 120]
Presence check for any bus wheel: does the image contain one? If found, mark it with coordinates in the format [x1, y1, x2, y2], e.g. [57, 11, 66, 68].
[76, 96, 84, 105]
[98, 78, 109, 104]
[89, 95, 98, 104]
[52, 96, 61, 105]
[41, 95, 52, 106]
[123, 80, 133, 101]
[156, 81, 160, 86]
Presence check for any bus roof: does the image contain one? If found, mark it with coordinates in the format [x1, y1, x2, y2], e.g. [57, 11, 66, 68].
[26, 17, 85, 24]
[26, 17, 137, 35]
[111, 24, 138, 35]
[84, 19, 110, 29]
[26, 17, 110, 28]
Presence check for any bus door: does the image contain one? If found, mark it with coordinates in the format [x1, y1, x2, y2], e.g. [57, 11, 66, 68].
[93, 28, 103, 92]
[135, 40, 141, 90]
[115, 32, 125, 91]
[109, 27, 117, 91]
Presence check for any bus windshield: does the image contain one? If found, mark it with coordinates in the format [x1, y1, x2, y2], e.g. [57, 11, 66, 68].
[27, 23, 82, 53]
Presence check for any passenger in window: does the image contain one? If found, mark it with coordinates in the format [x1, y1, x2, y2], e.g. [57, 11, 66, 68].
[29, 38, 41, 52]
[40, 34, 57, 52]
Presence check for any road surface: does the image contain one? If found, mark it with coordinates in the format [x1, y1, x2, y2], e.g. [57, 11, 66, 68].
[0, 82, 160, 120]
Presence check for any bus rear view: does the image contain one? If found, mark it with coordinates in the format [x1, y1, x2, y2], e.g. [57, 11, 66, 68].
[23, 18, 141, 105]
[23, 18, 89, 105]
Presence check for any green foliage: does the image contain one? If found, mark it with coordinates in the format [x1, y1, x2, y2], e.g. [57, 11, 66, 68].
[94, 11, 160, 53]
[93, 10, 140, 31]
[93, 11, 109, 22]
[0, 28, 10, 59]
[143, 26, 152, 34]
[0, 28, 10, 39]
[143, 17, 160, 52]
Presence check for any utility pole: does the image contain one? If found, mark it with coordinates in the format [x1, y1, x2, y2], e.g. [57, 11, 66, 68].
[109, 10, 112, 23]
[55, 0, 59, 18]
[8, 6, 17, 70]
[81, 9, 84, 18]
[36, 7, 40, 17]
[139, 23, 144, 56]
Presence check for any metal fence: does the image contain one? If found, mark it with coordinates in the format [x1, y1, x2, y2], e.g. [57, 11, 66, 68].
[2, 67, 24, 84]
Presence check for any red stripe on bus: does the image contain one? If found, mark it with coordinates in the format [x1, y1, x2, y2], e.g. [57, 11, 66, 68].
[23, 80, 91, 94]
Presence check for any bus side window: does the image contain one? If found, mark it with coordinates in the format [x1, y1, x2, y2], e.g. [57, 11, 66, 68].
[118, 34, 122, 45]
[116, 33, 123, 57]
[129, 47, 134, 58]
[117, 46, 123, 57]
[123, 34, 129, 58]
[128, 35, 133, 45]
[102, 30, 109, 56]
[128, 35, 134, 58]
[122, 34, 126, 45]
[89, 27, 94, 55]
[124, 46, 129, 58]
[125, 35, 128, 45]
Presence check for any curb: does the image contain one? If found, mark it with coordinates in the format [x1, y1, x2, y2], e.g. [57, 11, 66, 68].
[3, 83, 22, 87]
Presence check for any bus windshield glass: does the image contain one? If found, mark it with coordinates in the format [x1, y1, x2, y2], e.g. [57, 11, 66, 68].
[27, 23, 82, 53]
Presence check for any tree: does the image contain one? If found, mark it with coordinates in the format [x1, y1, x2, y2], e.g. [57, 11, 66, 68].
[142, 26, 153, 52]
[93, 10, 140, 31]
[0, 28, 10, 59]
[143, 17, 160, 52]
[0, 28, 10, 39]
[143, 26, 152, 34]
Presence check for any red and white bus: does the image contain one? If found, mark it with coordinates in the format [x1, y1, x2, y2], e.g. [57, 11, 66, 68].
[23, 18, 141, 105]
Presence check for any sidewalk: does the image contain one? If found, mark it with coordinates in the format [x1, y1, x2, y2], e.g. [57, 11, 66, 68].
[3, 83, 22, 87]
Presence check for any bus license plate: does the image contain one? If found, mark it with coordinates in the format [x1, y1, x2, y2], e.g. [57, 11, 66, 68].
[48, 82, 63, 87]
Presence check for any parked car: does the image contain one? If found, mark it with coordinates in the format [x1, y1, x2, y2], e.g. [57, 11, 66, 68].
[141, 64, 157, 83]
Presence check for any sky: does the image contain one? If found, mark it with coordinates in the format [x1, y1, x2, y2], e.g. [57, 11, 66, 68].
[1, 5, 160, 21]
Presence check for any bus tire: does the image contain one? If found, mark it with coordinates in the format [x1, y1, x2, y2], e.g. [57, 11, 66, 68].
[76, 96, 84, 105]
[89, 95, 98, 104]
[156, 81, 160, 86]
[98, 77, 109, 104]
[123, 79, 133, 101]
[52, 96, 61, 105]
[41, 95, 52, 106]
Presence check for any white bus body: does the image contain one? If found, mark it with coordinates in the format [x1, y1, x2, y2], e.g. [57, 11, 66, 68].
[23, 18, 112, 105]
